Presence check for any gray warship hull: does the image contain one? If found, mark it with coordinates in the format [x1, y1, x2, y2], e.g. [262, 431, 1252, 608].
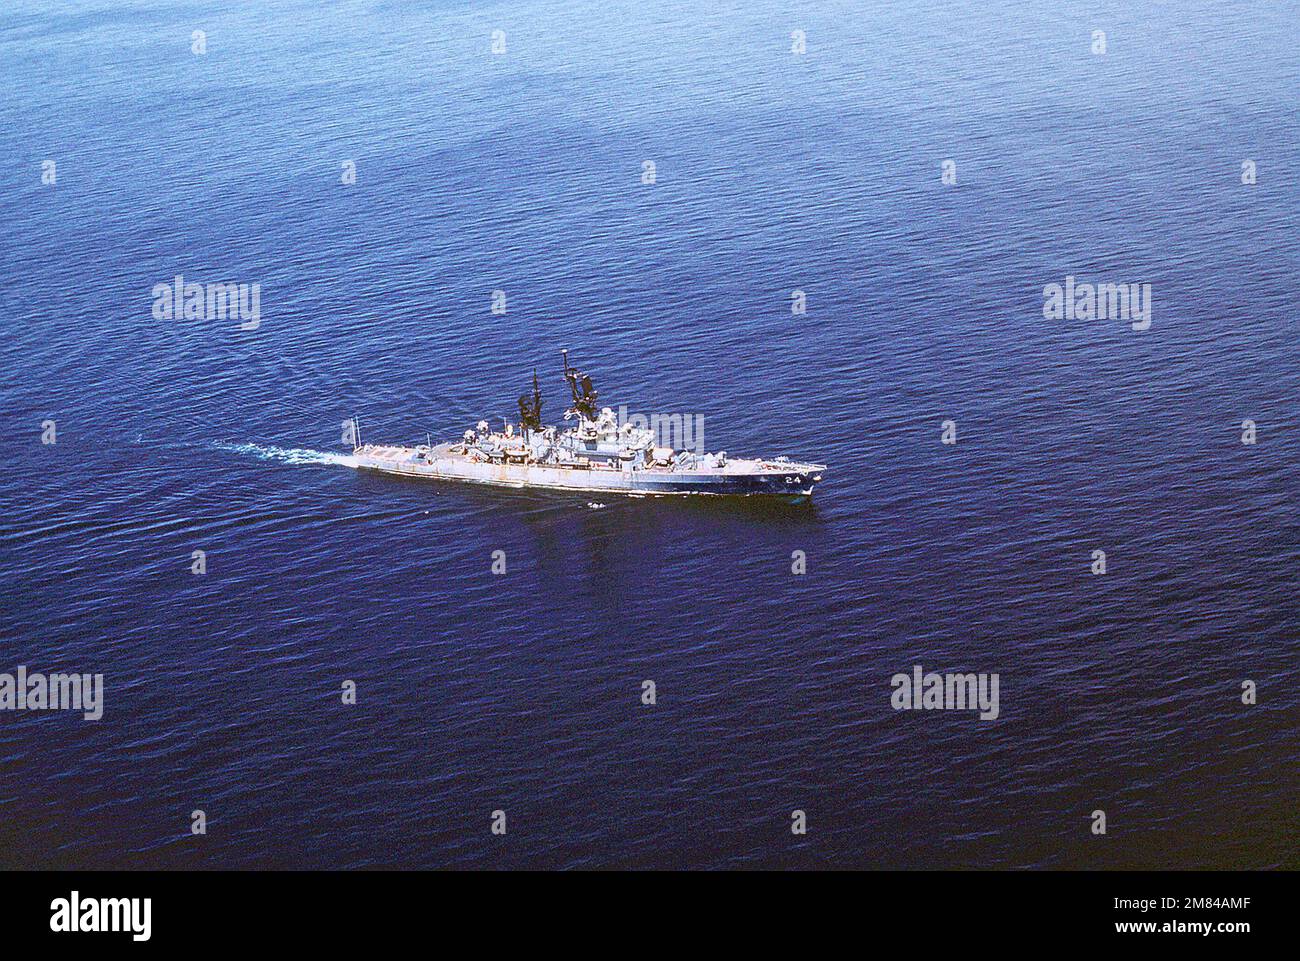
[349, 350, 827, 498]
[354, 444, 825, 497]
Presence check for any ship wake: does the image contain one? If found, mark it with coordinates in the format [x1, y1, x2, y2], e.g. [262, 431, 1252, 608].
[215, 442, 358, 469]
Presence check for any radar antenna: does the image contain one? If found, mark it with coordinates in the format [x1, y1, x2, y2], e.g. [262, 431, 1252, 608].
[560, 348, 599, 421]
[517, 369, 544, 433]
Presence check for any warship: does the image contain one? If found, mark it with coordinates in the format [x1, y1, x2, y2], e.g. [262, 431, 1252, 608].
[351, 351, 826, 497]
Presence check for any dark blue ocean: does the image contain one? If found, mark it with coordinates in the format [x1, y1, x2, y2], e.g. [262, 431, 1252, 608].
[1, 0, 1296, 869]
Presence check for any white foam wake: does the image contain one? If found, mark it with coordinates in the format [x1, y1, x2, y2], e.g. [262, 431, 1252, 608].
[215, 442, 358, 468]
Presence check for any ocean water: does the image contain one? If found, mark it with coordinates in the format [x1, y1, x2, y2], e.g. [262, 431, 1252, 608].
[1, 0, 1296, 869]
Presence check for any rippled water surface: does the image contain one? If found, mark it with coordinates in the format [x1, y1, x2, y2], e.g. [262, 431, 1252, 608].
[1, 0, 1296, 868]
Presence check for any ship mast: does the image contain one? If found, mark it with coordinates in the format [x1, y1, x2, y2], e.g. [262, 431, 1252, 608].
[560, 348, 599, 423]
[517, 368, 544, 440]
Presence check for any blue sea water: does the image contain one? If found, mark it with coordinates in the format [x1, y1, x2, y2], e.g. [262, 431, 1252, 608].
[0, 0, 1296, 869]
